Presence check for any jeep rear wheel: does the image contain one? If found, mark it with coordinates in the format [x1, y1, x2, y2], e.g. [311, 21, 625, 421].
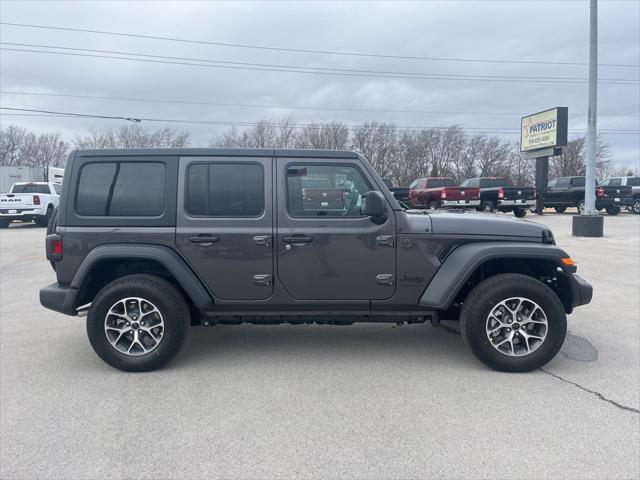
[460, 273, 566, 372]
[87, 274, 190, 372]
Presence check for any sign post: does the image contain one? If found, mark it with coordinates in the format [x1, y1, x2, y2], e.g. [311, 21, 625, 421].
[521, 107, 568, 215]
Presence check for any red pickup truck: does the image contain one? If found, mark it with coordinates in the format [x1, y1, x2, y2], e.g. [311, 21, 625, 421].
[408, 177, 481, 209]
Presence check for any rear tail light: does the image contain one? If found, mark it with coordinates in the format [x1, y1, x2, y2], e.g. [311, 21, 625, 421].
[596, 187, 605, 197]
[441, 189, 447, 200]
[33, 195, 40, 205]
[53, 240, 63, 255]
[46, 234, 63, 262]
[498, 187, 505, 199]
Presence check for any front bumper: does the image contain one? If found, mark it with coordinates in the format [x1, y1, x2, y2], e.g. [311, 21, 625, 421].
[40, 283, 79, 316]
[442, 200, 480, 207]
[566, 273, 593, 308]
[499, 199, 536, 207]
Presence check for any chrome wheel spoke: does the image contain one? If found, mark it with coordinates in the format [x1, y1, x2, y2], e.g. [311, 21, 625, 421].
[104, 297, 164, 356]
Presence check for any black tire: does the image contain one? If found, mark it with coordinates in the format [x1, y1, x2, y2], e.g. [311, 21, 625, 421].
[86, 274, 190, 372]
[36, 206, 54, 227]
[632, 199, 640, 215]
[554, 206, 567, 214]
[576, 200, 585, 215]
[428, 200, 440, 210]
[513, 207, 527, 218]
[481, 200, 495, 213]
[0, 218, 9, 229]
[605, 205, 620, 216]
[460, 273, 567, 372]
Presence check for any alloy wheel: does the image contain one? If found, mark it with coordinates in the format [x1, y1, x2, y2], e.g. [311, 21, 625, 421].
[485, 297, 548, 357]
[104, 297, 165, 356]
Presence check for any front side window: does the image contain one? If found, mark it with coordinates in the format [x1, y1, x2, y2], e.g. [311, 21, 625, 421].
[186, 163, 264, 217]
[76, 162, 166, 216]
[287, 164, 371, 218]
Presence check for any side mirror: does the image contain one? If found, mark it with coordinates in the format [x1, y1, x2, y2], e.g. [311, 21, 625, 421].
[362, 191, 387, 219]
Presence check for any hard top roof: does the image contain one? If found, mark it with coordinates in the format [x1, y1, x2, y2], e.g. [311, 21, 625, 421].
[73, 148, 360, 159]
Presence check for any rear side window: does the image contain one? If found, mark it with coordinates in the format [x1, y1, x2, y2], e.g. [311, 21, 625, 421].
[11, 184, 50, 194]
[571, 177, 585, 187]
[186, 163, 264, 217]
[76, 162, 166, 216]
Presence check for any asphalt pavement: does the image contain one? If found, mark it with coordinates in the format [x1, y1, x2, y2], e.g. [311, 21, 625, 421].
[1, 211, 638, 479]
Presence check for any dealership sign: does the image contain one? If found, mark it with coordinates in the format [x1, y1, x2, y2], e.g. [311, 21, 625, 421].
[521, 107, 568, 152]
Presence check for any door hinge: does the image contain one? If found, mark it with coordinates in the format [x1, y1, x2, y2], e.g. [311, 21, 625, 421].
[253, 274, 272, 286]
[376, 235, 395, 247]
[376, 274, 395, 286]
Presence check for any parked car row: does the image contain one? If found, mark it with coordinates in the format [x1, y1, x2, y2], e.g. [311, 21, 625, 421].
[531, 176, 638, 215]
[406, 176, 534, 217]
[396, 175, 639, 217]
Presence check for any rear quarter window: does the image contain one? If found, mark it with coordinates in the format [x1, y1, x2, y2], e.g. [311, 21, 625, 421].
[76, 162, 166, 216]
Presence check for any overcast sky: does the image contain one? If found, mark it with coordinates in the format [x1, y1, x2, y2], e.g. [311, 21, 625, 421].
[1, 0, 638, 169]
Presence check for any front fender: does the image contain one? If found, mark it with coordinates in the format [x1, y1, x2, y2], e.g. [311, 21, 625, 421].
[419, 242, 571, 309]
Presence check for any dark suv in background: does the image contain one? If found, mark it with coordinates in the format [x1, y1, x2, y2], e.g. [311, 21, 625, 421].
[41, 148, 592, 373]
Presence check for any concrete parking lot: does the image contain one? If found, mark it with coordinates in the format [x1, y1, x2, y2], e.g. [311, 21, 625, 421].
[1, 212, 639, 479]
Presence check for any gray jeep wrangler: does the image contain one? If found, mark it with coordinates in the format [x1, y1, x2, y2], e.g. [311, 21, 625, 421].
[40, 148, 592, 372]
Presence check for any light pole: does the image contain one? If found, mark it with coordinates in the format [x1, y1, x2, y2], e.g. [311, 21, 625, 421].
[573, 0, 604, 236]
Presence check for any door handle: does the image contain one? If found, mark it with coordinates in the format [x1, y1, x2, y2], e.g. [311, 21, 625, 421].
[376, 235, 395, 247]
[189, 234, 220, 245]
[253, 235, 272, 247]
[283, 235, 313, 244]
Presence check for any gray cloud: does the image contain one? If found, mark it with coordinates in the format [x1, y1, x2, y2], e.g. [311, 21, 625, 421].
[1, 0, 638, 167]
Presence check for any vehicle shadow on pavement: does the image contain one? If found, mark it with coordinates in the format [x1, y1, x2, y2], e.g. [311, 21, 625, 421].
[173, 322, 477, 370]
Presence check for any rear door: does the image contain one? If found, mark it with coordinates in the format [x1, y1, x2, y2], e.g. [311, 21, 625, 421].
[275, 158, 396, 301]
[176, 156, 274, 301]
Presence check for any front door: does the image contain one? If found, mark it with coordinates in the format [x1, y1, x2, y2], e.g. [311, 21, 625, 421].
[276, 158, 396, 301]
[176, 156, 273, 301]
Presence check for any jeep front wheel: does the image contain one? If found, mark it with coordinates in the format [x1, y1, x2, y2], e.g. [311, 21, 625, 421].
[460, 273, 566, 372]
[86, 274, 190, 372]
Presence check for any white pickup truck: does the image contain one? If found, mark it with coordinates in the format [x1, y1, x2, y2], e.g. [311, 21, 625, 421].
[0, 182, 61, 228]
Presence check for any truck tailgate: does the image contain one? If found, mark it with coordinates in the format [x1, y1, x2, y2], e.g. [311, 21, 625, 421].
[0, 194, 36, 211]
[598, 185, 632, 199]
[502, 187, 535, 200]
[441, 187, 480, 201]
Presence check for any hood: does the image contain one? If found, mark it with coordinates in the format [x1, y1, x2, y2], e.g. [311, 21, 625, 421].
[404, 209, 549, 240]
[430, 210, 547, 238]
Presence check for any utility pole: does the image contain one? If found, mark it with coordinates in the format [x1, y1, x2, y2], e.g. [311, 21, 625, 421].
[573, 0, 604, 236]
[584, 0, 598, 215]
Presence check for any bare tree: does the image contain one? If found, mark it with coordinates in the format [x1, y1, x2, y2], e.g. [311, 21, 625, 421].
[0, 125, 33, 166]
[550, 135, 610, 179]
[75, 125, 190, 149]
[295, 122, 349, 150]
[27, 132, 70, 179]
[351, 122, 397, 179]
